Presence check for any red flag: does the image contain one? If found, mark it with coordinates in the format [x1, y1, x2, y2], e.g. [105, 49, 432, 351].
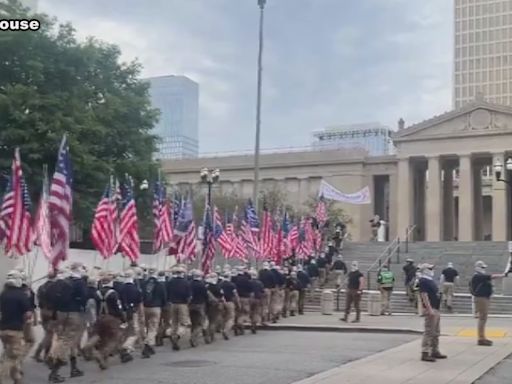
[316, 195, 328, 227]
[260, 206, 273, 257]
[119, 177, 140, 263]
[213, 206, 234, 257]
[91, 184, 116, 259]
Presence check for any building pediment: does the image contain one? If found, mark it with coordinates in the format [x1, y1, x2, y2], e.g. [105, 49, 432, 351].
[393, 100, 512, 142]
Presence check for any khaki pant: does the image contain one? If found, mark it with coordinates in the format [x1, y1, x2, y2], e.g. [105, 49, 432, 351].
[223, 301, 236, 332]
[288, 290, 299, 314]
[236, 298, 251, 326]
[157, 304, 172, 343]
[270, 289, 281, 320]
[475, 297, 490, 341]
[282, 289, 290, 316]
[48, 312, 83, 363]
[85, 315, 122, 368]
[189, 303, 207, 344]
[422, 310, 440, 354]
[262, 289, 272, 322]
[207, 302, 222, 341]
[22, 321, 35, 359]
[35, 308, 56, 359]
[170, 303, 190, 340]
[319, 268, 327, 287]
[442, 282, 455, 308]
[380, 288, 392, 314]
[334, 271, 345, 288]
[298, 290, 306, 314]
[0, 330, 24, 383]
[122, 310, 142, 353]
[144, 307, 161, 346]
[250, 298, 262, 326]
[344, 289, 361, 320]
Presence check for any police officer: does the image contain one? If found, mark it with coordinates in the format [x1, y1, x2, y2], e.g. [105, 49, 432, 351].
[167, 265, 191, 351]
[0, 270, 32, 384]
[189, 270, 209, 347]
[377, 264, 395, 315]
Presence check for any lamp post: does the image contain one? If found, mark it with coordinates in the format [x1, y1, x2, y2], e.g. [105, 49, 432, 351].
[253, 0, 267, 212]
[494, 158, 512, 186]
[200, 168, 221, 207]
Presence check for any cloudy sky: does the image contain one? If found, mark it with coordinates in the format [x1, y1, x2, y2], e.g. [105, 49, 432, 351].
[38, 0, 453, 154]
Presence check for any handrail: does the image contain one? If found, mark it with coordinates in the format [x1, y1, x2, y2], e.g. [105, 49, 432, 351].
[404, 224, 417, 253]
[367, 236, 400, 272]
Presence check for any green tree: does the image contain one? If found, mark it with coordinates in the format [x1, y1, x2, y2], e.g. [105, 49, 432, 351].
[0, 0, 159, 234]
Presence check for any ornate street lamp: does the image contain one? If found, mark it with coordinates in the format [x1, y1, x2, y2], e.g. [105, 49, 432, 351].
[494, 158, 512, 186]
[200, 168, 221, 206]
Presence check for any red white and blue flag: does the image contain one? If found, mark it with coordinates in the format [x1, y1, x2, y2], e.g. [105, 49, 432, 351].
[213, 206, 233, 258]
[176, 196, 197, 262]
[227, 207, 247, 261]
[5, 149, 33, 257]
[153, 181, 173, 253]
[91, 183, 116, 259]
[241, 199, 260, 258]
[260, 203, 273, 257]
[33, 172, 52, 261]
[49, 136, 73, 268]
[0, 177, 13, 245]
[119, 176, 140, 263]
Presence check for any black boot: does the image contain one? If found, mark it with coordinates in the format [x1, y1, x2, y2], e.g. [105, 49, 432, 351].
[120, 350, 134, 363]
[222, 330, 229, 340]
[69, 357, 84, 378]
[421, 352, 436, 362]
[251, 325, 257, 334]
[171, 336, 180, 351]
[48, 361, 66, 383]
[141, 344, 152, 359]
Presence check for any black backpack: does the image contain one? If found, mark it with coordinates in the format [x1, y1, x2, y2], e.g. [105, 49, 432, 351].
[46, 279, 73, 312]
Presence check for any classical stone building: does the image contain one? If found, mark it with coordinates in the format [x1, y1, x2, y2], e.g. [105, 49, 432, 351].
[161, 99, 512, 243]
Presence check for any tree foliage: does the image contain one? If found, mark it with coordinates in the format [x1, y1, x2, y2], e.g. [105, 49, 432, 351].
[0, 0, 159, 231]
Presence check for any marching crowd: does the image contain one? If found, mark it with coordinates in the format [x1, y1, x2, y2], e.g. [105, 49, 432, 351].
[0, 253, 349, 384]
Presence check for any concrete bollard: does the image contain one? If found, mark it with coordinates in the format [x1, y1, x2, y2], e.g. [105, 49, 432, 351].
[367, 292, 381, 316]
[321, 289, 334, 315]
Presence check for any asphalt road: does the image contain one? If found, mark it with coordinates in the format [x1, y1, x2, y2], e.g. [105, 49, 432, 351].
[474, 352, 512, 384]
[23, 331, 416, 384]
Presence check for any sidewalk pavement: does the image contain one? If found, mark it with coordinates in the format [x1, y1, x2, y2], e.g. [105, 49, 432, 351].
[274, 313, 512, 384]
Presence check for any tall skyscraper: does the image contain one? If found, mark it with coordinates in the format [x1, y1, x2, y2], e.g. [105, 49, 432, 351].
[454, 0, 512, 108]
[147, 75, 199, 159]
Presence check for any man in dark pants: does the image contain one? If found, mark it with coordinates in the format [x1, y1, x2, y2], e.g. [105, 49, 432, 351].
[340, 261, 364, 323]
[418, 263, 447, 362]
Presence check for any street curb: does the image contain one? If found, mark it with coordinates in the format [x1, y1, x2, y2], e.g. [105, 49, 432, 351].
[258, 323, 423, 335]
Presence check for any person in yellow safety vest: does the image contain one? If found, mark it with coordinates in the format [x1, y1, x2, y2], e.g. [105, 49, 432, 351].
[377, 265, 395, 315]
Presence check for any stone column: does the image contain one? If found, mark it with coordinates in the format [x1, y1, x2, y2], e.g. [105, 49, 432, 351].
[473, 164, 484, 241]
[443, 164, 455, 241]
[397, 158, 412, 238]
[389, 172, 398, 239]
[426, 156, 442, 241]
[458, 154, 474, 241]
[492, 153, 508, 241]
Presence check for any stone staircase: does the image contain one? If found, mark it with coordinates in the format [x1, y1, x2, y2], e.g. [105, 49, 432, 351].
[305, 241, 512, 314]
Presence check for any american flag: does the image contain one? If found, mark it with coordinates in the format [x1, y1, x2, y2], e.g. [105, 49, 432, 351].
[260, 203, 273, 257]
[227, 207, 247, 261]
[49, 136, 73, 268]
[5, 149, 33, 257]
[201, 203, 215, 274]
[91, 183, 116, 259]
[213, 206, 234, 257]
[153, 181, 173, 253]
[0, 177, 13, 244]
[316, 195, 328, 227]
[274, 210, 290, 264]
[33, 172, 52, 261]
[288, 218, 299, 251]
[176, 196, 197, 262]
[297, 217, 314, 259]
[241, 199, 260, 257]
[119, 177, 140, 263]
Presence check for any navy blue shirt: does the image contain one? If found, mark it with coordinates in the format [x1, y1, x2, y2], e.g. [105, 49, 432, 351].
[418, 277, 440, 310]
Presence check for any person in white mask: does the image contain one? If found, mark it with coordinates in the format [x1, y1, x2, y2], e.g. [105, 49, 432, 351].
[418, 263, 446, 362]
[340, 261, 364, 323]
[0, 270, 32, 384]
[470, 260, 506, 347]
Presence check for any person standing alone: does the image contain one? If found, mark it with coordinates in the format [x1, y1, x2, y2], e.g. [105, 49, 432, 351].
[340, 261, 364, 323]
